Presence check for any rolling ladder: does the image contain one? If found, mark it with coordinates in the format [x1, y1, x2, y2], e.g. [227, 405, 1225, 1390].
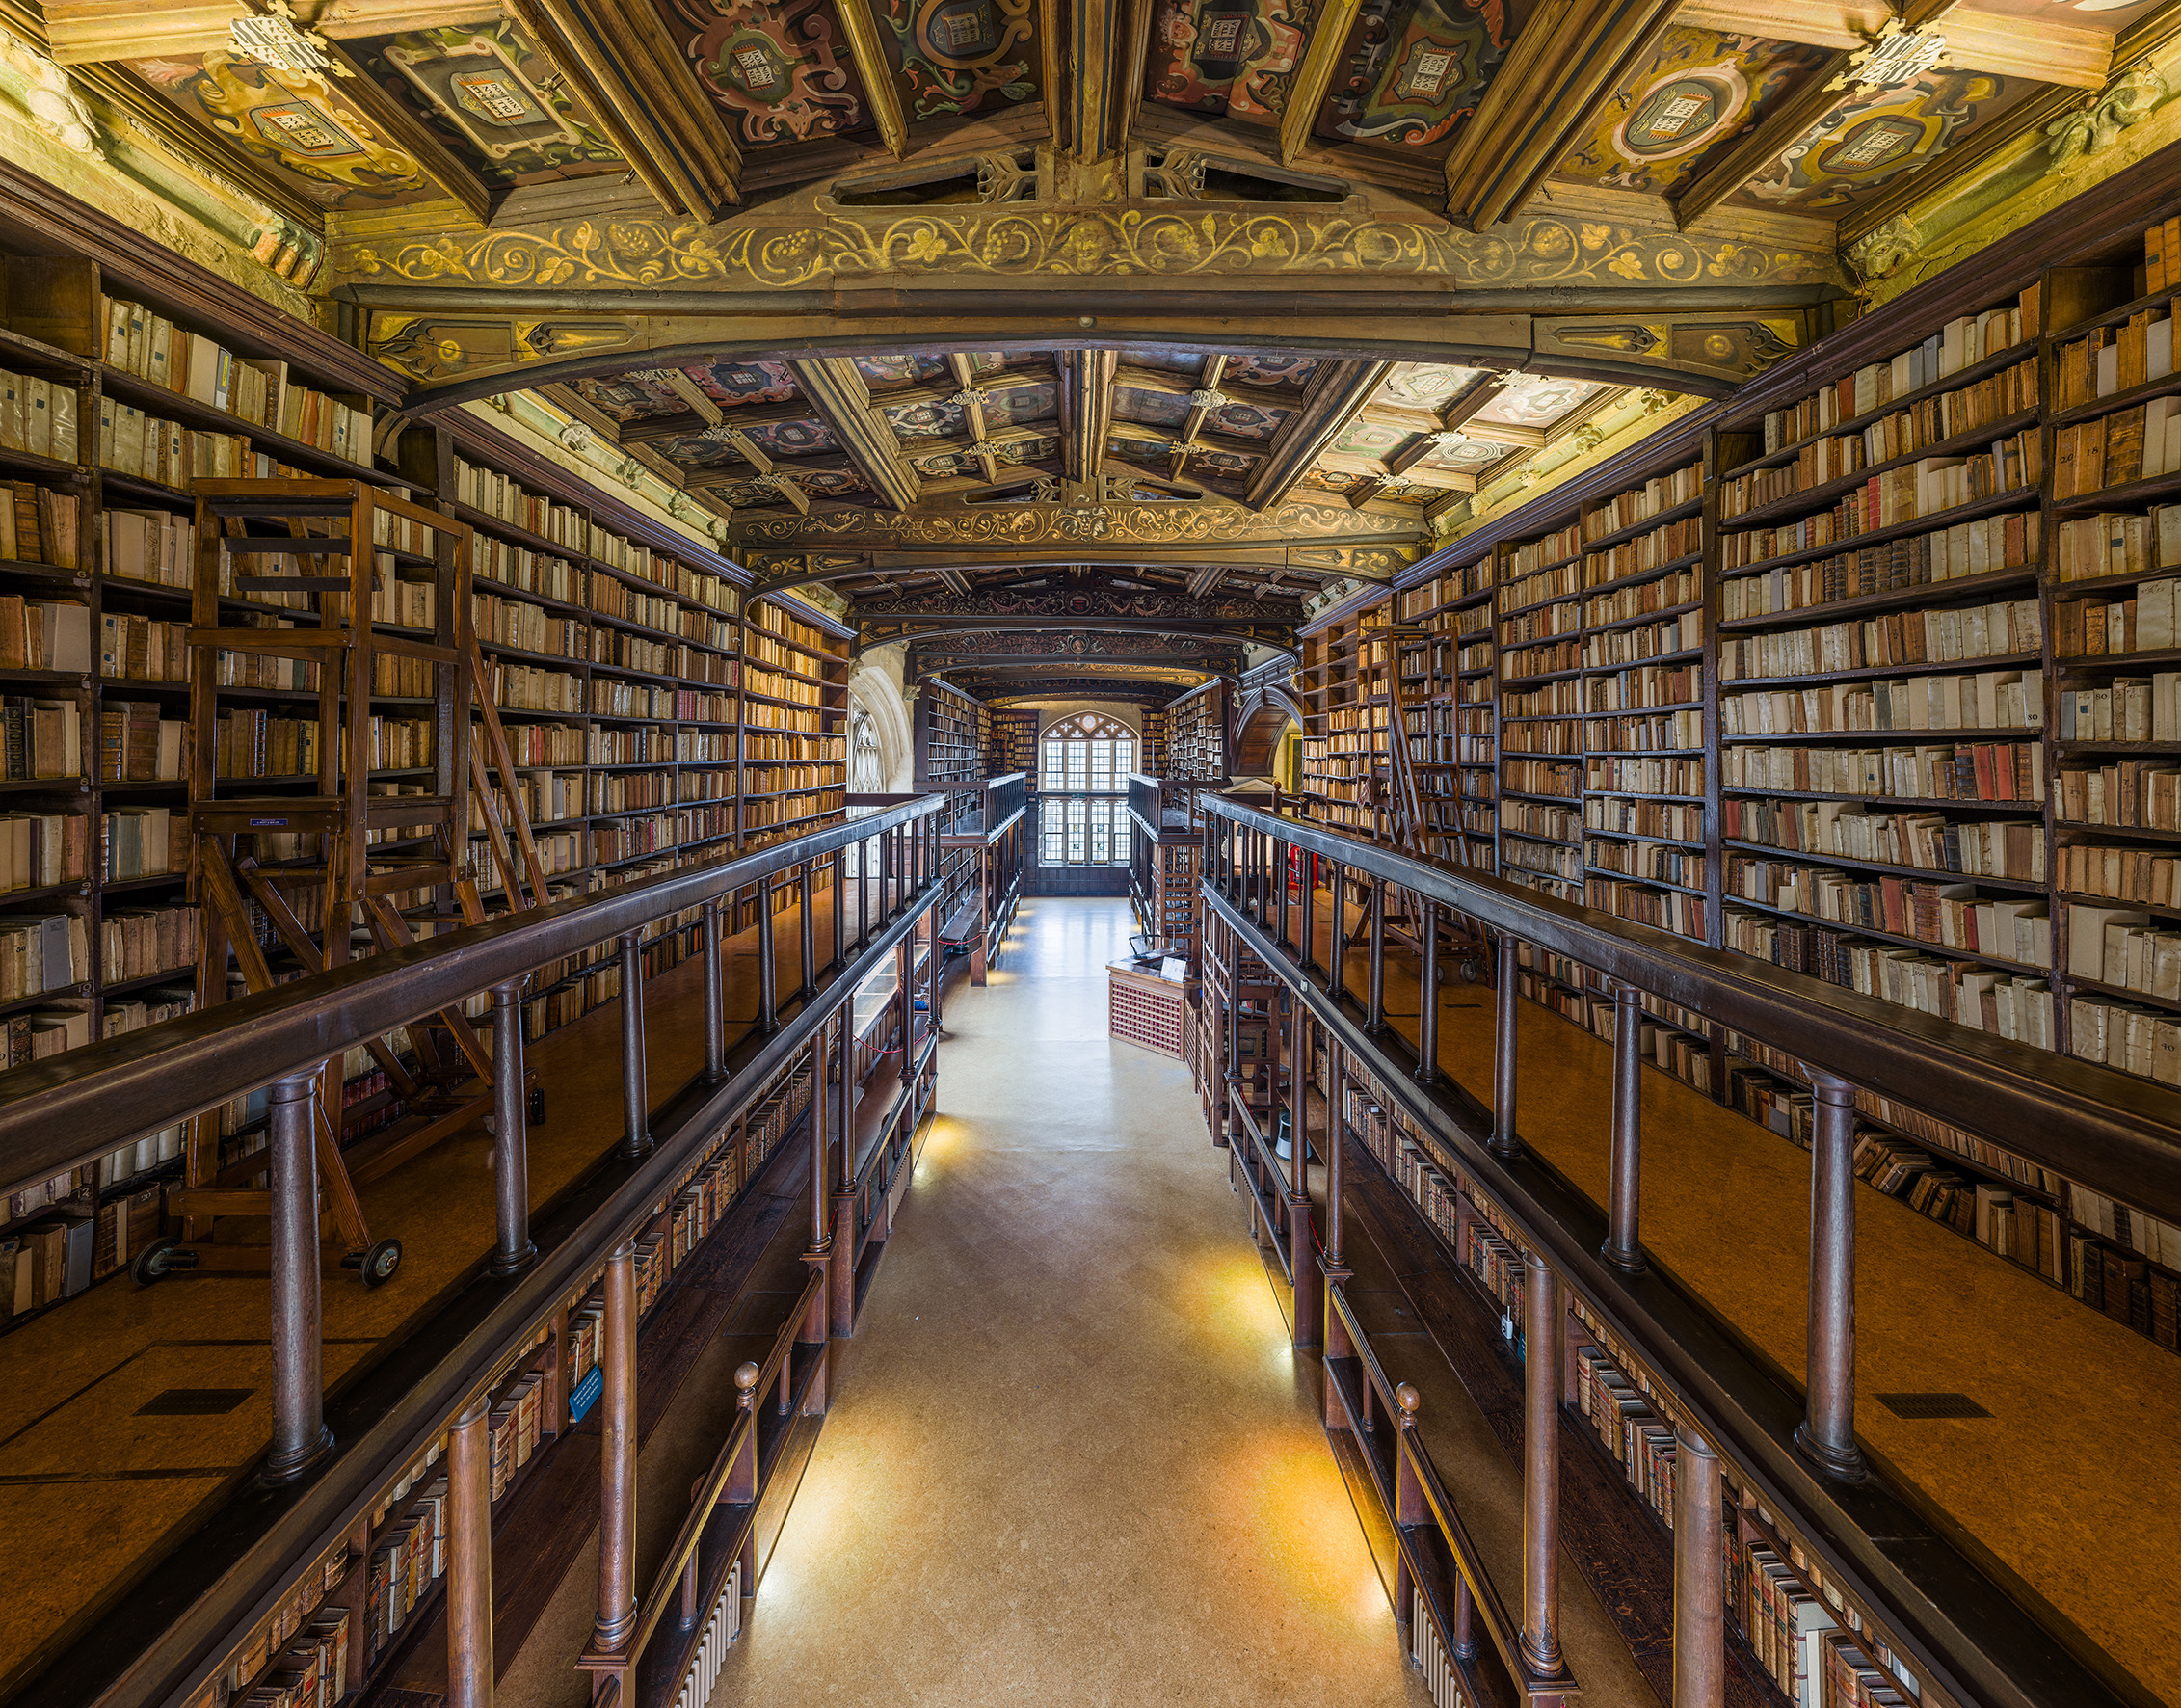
[140, 477, 547, 1286]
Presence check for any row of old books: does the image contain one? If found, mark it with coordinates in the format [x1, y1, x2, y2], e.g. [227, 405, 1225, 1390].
[0, 595, 89, 672]
[1718, 597, 2040, 680]
[2053, 396, 2181, 499]
[1722, 798, 2044, 881]
[1722, 669, 2043, 735]
[0, 479, 76, 566]
[2055, 573, 2181, 654]
[2056, 675, 2181, 741]
[99, 294, 371, 466]
[2055, 303, 2175, 409]
[0, 366, 78, 462]
[2053, 506, 2181, 580]
[1759, 302, 2029, 450]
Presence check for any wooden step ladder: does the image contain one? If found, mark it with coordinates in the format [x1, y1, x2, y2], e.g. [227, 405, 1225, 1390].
[146, 477, 543, 1287]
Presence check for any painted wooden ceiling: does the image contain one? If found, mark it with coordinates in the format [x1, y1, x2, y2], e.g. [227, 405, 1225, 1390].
[32, 0, 2177, 684]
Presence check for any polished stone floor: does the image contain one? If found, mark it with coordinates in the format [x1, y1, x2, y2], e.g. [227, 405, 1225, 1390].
[707, 896, 1430, 1706]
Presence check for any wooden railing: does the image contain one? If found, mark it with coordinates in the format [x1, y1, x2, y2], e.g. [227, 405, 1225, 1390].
[0, 795, 949, 1708]
[578, 1267, 828, 1708]
[1322, 1288, 1568, 1708]
[1198, 794, 2157, 1708]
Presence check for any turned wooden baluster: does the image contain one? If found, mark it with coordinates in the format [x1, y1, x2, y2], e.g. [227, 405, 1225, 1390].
[264, 1070, 332, 1483]
[447, 1397, 493, 1708]
[617, 932, 651, 1160]
[1490, 934, 1520, 1159]
[1797, 1072, 1867, 1480]
[1521, 1251, 1566, 1680]
[491, 980, 535, 1276]
[1673, 1425, 1726, 1708]
[593, 1241, 638, 1651]
[1603, 982, 1647, 1274]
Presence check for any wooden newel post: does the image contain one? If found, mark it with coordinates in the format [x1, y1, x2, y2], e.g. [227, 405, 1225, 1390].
[617, 931, 651, 1159]
[446, 1398, 493, 1708]
[264, 1070, 332, 1483]
[1394, 1382, 1423, 1631]
[1491, 934, 1521, 1159]
[490, 980, 535, 1276]
[1327, 863, 1349, 1000]
[1672, 1426, 1726, 1708]
[594, 1241, 638, 1652]
[701, 898, 725, 1081]
[825, 1022, 856, 1339]
[799, 860, 816, 998]
[1604, 982, 1647, 1274]
[1521, 1251, 1565, 1679]
[1796, 1072, 1868, 1480]
[1367, 879, 1387, 1033]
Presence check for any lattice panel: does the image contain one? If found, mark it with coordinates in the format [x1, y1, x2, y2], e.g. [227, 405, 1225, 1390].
[1411, 1585, 1470, 1708]
[1110, 975, 1187, 1058]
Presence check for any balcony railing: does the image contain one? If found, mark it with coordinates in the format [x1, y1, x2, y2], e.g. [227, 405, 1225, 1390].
[1198, 793, 2172, 1708]
[0, 795, 949, 1708]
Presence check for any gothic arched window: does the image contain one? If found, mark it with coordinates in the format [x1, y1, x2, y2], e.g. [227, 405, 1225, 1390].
[1038, 712, 1137, 867]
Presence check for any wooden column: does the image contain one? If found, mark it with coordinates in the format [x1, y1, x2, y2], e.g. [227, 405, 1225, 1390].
[264, 1071, 332, 1482]
[1796, 1073, 1867, 1479]
[1367, 879, 1386, 1032]
[758, 882, 779, 1033]
[617, 932, 651, 1159]
[1672, 1426, 1726, 1708]
[1520, 1250, 1564, 1678]
[824, 1019, 855, 1338]
[1603, 982, 1646, 1274]
[1415, 900, 1441, 1084]
[490, 981, 535, 1276]
[1323, 1035, 1345, 1278]
[833, 847, 846, 968]
[446, 1397, 493, 1708]
[1327, 864, 1349, 1001]
[1491, 934, 1520, 1157]
[593, 1241, 638, 1651]
[1290, 1004, 1320, 1348]
[799, 860, 816, 999]
[701, 898, 726, 1081]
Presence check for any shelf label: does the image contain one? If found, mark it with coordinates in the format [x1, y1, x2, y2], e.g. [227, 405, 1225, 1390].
[569, 1363, 604, 1424]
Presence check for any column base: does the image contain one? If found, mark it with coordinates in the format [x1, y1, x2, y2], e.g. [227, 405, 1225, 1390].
[1793, 1421, 1869, 1481]
[1598, 1241, 1649, 1276]
[260, 1424, 334, 1486]
[617, 1133, 652, 1161]
[489, 1240, 538, 1278]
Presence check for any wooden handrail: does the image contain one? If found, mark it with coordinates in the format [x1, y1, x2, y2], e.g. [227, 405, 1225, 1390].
[0, 793, 948, 1200]
[1201, 797, 2181, 1227]
[598, 1267, 824, 1671]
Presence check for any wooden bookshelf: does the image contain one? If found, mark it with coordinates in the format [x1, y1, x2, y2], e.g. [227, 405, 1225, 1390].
[915, 676, 993, 785]
[1161, 680, 1227, 782]
[1282, 217, 2181, 1361]
[0, 242, 414, 1325]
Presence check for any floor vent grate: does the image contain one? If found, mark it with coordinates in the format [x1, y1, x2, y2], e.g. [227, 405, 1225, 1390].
[1876, 1392, 1989, 1420]
[136, 1388, 253, 1416]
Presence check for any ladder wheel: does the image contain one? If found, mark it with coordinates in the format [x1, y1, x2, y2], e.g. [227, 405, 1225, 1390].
[1457, 955, 1482, 985]
[131, 1237, 181, 1287]
[529, 1085, 547, 1126]
[359, 1238, 403, 1289]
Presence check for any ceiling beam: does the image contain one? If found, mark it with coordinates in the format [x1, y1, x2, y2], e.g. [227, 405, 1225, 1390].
[1243, 360, 1395, 514]
[834, 0, 910, 157]
[1056, 0, 1157, 161]
[1108, 419, 1269, 462]
[947, 353, 1000, 487]
[1174, 355, 1228, 484]
[633, 371, 816, 515]
[1279, 0, 1364, 165]
[1381, 373, 1508, 476]
[1670, 56, 1851, 231]
[682, 451, 854, 487]
[620, 399, 815, 444]
[1439, 0, 1683, 230]
[786, 359, 922, 511]
[1065, 349, 1118, 494]
[502, 0, 742, 219]
[1675, 0, 2111, 86]
[282, 45, 492, 225]
[1113, 365, 1295, 414]
[1312, 447, 1481, 490]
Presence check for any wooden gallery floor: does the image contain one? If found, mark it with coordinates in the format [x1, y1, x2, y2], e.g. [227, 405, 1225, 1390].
[0, 877, 886, 1698]
[1278, 891, 2179, 1705]
[699, 897, 1430, 1708]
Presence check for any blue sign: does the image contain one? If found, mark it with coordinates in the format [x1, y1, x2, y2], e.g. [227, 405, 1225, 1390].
[569, 1363, 603, 1424]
